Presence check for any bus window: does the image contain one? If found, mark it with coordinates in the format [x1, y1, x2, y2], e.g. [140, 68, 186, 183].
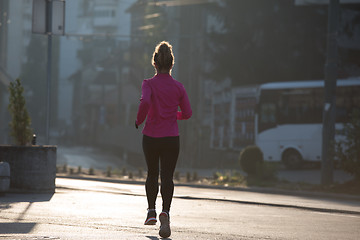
[278, 88, 323, 124]
[259, 102, 277, 133]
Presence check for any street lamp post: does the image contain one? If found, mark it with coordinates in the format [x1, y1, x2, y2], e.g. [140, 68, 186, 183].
[321, 0, 339, 185]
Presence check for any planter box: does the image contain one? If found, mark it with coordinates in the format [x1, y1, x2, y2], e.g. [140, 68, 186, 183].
[0, 145, 57, 193]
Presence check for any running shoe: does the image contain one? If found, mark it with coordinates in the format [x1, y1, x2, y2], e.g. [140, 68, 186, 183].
[144, 209, 157, 225]
[159, 211, 171, 238]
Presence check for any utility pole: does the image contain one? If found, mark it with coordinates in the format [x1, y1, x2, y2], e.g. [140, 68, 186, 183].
[32, 0, 65, 144]
[46, 0, 53, 145]
[321, 0, 339, 185]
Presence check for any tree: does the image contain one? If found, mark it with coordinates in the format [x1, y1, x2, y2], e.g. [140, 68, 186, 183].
[207, 0, 327, 85]
[8, 78, 33, 145]
[338, 4, 360, 77]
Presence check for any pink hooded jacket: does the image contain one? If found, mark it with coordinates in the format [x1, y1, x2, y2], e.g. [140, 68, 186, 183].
[136, 73, 192, 138]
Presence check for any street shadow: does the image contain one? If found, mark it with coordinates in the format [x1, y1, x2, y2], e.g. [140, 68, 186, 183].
[0, 192, 54, 203]
[0, 192, 53, 213]
[146, 236, 172, 240]
[0, 201, 37, 234]
[0, 222, 36, 234]
[146, 237, 159, 240]
[0, 192, 54, 234]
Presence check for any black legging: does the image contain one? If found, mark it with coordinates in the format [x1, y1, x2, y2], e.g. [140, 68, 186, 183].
[142, 135, 180, 212]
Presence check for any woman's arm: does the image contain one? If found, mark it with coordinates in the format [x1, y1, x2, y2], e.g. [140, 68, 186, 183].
[136, 80, 151, 126]
[177, 87, 192, 120]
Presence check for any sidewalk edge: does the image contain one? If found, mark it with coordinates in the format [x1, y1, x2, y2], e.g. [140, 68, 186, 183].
[56, 175, 360, 202]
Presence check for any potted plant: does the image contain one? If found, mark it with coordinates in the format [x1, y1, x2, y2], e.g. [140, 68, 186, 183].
[0, 78, 57, 192]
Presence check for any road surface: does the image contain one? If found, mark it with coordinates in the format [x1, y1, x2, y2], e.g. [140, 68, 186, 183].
[0, 178, 359, 239]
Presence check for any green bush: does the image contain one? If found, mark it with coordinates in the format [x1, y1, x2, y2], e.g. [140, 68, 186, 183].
[261, 162, 278, 181]
[335, 109, 360, 180]
[213, 172, 220, 180]
[213, 171, 245, 186]
[239, 145, 264, 177]
[8, 78, 33, 145]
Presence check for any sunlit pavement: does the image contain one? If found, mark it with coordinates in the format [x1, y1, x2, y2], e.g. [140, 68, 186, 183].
[0, 178, 360, 240]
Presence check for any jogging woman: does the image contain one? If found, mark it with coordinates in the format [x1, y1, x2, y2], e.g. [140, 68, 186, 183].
[135, 41, 192, 238]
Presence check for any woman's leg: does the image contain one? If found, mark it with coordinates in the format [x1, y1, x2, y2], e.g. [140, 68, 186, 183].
[142, 135, 160, 210]
[159, 136, 180, 213]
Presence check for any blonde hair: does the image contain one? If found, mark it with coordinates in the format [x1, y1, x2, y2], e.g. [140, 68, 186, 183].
[152, 41, 174, 74]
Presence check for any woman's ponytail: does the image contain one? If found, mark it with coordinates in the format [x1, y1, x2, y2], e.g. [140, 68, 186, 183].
[152, 41, 174, 73]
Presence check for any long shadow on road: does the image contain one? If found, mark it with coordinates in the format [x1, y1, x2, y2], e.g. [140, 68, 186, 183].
[0, 192, 54, 234]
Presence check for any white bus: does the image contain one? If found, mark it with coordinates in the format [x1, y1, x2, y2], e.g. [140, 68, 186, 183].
[255, 78, 360, 169]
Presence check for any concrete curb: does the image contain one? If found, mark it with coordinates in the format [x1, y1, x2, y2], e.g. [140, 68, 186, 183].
[56, 175, 360, 202]
[174, 195, 360, 216]
[176, 182, 360, 202]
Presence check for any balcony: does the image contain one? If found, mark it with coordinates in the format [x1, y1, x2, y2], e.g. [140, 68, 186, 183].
[93, 5, 117, 28]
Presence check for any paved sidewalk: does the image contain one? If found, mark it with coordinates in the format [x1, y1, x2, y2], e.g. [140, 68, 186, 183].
[57, 174, 360, 213]
[0, 178, 359, 239]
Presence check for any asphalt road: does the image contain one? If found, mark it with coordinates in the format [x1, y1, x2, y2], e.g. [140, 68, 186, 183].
[0, 178, 359, 239]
